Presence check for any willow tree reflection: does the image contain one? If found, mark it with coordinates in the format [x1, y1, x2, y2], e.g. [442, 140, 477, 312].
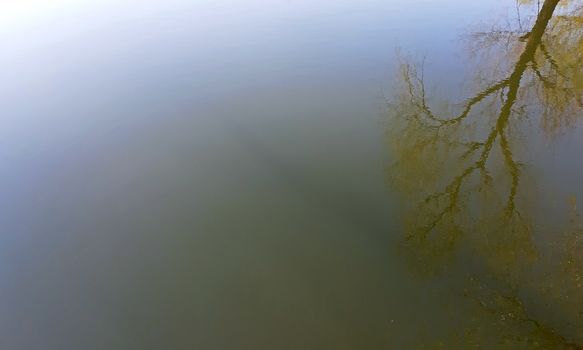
[387, 0, 583, 346]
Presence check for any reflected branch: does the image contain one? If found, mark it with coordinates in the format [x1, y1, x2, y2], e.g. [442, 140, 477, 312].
[386, 0, 583, 346]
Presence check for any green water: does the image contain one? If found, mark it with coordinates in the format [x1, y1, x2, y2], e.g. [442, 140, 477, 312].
[0, 0, 582, 348]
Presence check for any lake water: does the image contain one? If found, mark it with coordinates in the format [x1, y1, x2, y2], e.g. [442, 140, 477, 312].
[1, 0, 582, 348]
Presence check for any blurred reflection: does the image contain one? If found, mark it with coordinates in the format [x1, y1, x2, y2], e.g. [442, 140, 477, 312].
[386, 0, 583, 347]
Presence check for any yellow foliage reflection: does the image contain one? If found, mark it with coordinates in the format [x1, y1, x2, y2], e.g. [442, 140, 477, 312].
[386, 0, 583, 347]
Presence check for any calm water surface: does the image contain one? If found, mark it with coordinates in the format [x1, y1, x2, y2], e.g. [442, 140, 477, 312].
[1, 0, 582, 348]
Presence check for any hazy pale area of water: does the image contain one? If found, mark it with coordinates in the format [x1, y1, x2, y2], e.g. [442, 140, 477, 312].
[1, 0, 582, 348]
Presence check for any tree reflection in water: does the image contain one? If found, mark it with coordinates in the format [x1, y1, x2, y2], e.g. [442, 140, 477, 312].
[386, 0, 583, 347]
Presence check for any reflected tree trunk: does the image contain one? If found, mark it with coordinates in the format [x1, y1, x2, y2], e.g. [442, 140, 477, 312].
[386, 0, 583, 347]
